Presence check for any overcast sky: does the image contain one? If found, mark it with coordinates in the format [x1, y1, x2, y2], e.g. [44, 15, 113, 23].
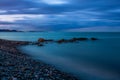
[0, 0, 120, 31]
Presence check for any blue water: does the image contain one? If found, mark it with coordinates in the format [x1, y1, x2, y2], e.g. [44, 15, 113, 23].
[0, 32, 120, 80]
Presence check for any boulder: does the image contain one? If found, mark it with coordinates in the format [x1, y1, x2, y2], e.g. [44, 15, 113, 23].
[77, 38, 88, 41]
[68, 38, 77, 42]
[38, 44, 44, 46]
[38, 38, 45, 42]
[45, 39, 54, 42]
[90, 37, 98, 40]
[57, 39, 66, 43]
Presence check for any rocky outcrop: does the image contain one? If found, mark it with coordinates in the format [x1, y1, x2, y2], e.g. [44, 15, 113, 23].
[57, 39, 67, 43]
[90, 37, 98, 40]
[56, 38, 89, 43]
[38, 38, 45, 42]
[37, 44, 44, 46]
[38, 38, 54, 43]
[37, 37, 98, 44]
[71, 38, 88, 41]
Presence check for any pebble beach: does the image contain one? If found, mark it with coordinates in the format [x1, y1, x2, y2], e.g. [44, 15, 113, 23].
[0, 39, 78, 80]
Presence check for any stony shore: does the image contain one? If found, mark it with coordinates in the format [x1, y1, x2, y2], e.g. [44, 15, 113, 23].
[0, 39, 78, 80]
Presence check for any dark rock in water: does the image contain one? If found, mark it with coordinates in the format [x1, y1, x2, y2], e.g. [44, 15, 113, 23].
[38, 38, 45, 42]
[77, 38, 88, 41]
[71, 37, 88, 41]
[91, 38, 98, 40]
[29, 42, 38, 45]
[57, 38, 89, 43]
[38, 38, 54, 43]
[45, 39, 54, 42]
[38, 44, 44, 46]
[57, 39, 66, 43]
[69, 39, 75, 42]
[37, 37, 98, 44]
[69, 38, 77, 42]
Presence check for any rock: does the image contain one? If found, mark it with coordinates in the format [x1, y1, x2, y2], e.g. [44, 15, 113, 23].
[57, 39, 66, 43]
[69, 38, 77, 42]
[90, 38, 98, 40]
[70, 37, 88, 42]
[56, 37, 89, 43]
[38, 38, 45, 42]
[77, 38, 88, 41]
[12, 77, 17, 80]
[38, 44, 44, 46]
[38, 38, 54, 43]
[68, 39, 75, 42]
[29, 42, 37, 45]
[45, 39, 54, 42]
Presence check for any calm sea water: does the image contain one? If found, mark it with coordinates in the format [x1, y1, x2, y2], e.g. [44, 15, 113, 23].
[0, 32, 120, 80]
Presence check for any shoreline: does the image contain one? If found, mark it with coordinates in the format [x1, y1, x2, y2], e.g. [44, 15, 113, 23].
[0, 39, 78, 80]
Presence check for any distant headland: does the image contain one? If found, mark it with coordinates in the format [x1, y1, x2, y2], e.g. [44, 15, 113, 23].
[0, 29, 22, 32]
[0, 29, 44, 32]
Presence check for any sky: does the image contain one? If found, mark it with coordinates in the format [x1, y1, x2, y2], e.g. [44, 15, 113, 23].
[0, 0, 120, 31]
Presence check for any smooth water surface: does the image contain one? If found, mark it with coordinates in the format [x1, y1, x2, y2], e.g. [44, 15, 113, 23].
[0, 32, 120, 80]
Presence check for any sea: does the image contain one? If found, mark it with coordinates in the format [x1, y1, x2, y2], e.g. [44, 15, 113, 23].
[0, 32, 120, 80]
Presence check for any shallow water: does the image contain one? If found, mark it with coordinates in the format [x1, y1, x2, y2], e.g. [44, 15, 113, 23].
[0, 32, 120, 80]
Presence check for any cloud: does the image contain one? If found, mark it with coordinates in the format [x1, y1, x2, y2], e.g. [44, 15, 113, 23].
[0, 0, 119, 15]
[0, 14, 45, 22]
[0, 0, 119, 31]
[41, 0, 69, 5]
[66, 27, 120, 32]
[0, 10, 8, 13]
[0, 24, 39, 31]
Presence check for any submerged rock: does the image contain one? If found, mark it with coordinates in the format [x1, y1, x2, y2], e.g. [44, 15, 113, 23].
[45, 39, 54, 42]
[37, 37, 98, 44]
[77, 38, 88, 41]
[38, 44, 44, 46]
[90, 38, 98, 40]
[38, 38, 54, 43]
[57, 39, 66, 43]
[56, 37, 89, 43]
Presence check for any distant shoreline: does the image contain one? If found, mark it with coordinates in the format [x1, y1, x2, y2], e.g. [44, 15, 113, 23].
[0, 39, 78, 80]
[0, 29, 120, 33]
[0, 29, 45, 32]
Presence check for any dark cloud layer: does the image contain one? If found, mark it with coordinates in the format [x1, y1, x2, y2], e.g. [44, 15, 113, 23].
[0, 0, 120, 31]
[0, 0, 119, 14]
